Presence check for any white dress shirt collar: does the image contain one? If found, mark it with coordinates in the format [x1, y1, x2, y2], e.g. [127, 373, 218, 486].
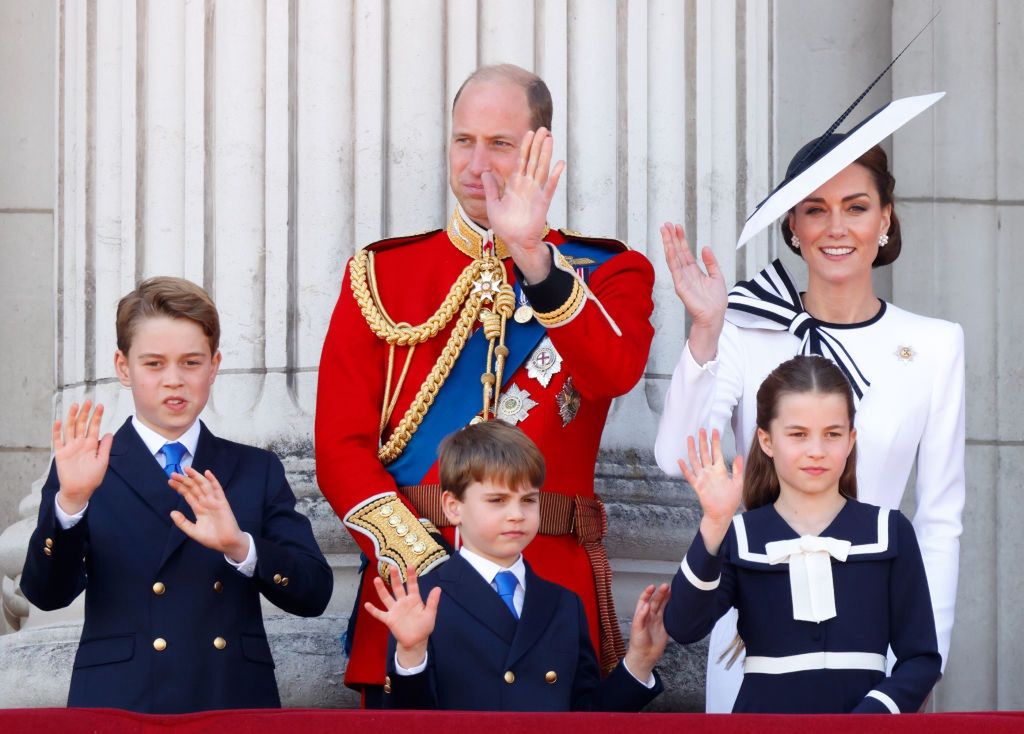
[459, 546, 527, 590]
[131, 416, 201, 461]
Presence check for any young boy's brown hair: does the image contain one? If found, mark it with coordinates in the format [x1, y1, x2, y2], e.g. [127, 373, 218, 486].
[115, 276, 221, 354]
[437, 420, 545, 500]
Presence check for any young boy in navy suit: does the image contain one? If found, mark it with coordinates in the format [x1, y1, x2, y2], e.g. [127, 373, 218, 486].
[366, 420, 669, 711]
[20, 277, 333, 713]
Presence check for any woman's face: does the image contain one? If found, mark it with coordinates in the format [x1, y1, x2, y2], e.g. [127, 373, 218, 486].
[787, 162, 892, 287]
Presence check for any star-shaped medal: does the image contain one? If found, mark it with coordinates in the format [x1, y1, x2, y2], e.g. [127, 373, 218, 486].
[497, 384, 538, 426]
[526, 337, 563, 388]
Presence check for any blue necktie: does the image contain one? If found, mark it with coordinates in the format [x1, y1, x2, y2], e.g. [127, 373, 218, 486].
[161, 442, 187, 478]
[494, 570, 519, 620]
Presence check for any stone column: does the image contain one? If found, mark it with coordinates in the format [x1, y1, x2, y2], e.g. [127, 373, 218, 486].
[0, 0, 774, 711]
[892, 0, 1024, 711]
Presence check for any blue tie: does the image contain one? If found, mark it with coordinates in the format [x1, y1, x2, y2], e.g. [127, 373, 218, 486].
[161, 442, 187, 478]
[494, 570, 519, 620]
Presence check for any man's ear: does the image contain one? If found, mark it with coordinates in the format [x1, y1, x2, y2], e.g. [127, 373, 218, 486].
[114, 350, 131, 387]
[757, 427, 774, 458]
[441, 490, 462, 526]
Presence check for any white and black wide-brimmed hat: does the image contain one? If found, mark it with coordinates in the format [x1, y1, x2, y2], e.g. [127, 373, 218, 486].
[736, 18, 944, 249]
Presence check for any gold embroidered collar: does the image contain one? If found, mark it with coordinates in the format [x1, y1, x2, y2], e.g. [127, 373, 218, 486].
[446, 205, 550, 260]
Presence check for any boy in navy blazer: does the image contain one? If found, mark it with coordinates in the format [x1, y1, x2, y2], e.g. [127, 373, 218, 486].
[366, 420, 669, 711]
[20, 277, 333, 713]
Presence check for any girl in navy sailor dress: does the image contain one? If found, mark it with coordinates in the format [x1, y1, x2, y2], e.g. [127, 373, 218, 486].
[664, 356, 941, 713]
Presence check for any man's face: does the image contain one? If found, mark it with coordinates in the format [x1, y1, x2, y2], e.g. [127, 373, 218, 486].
[448, 80, 534, 229]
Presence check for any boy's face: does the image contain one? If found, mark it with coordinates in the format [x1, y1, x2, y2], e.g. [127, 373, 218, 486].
[442, 479, 540, 567]
[114, 316, 221, 441]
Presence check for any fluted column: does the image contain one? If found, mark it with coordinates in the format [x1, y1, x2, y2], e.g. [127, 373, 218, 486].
[0, 0, 775, 711]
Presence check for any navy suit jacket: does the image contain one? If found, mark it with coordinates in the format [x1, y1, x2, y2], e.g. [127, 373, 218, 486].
[383, 553, 662, 711]
[20, 418, 333, 713]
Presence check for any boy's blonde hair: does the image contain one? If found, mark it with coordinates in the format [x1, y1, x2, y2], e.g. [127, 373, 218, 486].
[116, 277, 220, 354]
[438, 420, 545, 500]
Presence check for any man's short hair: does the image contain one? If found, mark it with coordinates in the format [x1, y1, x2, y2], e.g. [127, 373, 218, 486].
[116, 276, 220, 355]
[438, 420, 546, 500]
[452, 64, 553, 131]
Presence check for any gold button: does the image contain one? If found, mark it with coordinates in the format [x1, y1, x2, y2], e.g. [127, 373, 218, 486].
[213, 580, 223, 593]
[545, 670, 557, 684]
[213, 636, 227, 650]
[43, 547, 53, 557]
[45, 538, 54, 549]
[152, 582, 166, 595]
[273, 573, 283, 585]
[153, 638, 167, 652]
[504, 671, 515, 684]
[281, 577, 289, 587]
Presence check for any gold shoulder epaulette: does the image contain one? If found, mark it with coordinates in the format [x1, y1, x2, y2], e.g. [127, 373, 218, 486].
[344, 492, 449, 582]
[557, 228, 631, 253]
[362, 228, 444, 254]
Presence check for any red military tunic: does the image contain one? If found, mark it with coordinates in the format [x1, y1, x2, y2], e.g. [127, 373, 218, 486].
[316, 206, 655, 690]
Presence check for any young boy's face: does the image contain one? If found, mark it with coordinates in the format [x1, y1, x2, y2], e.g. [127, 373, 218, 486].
[114, 315, 221, 440]
[442, 479, 540, 567]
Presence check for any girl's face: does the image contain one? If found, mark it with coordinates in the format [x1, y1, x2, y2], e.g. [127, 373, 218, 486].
[757, 391, 856, 500]
[787, 162, 892, 288]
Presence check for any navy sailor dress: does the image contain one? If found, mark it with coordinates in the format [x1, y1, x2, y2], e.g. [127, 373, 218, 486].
[664, 499, 941, 713]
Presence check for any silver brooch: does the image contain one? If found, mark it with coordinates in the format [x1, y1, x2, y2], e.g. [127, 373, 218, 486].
[497, 384, 538, 426]
[895, 345, 914, 363]
[526, 337, 562, 388]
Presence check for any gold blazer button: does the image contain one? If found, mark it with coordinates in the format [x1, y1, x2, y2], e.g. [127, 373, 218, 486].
[153, 638, 167, 652]
[504, 671, 515, 684]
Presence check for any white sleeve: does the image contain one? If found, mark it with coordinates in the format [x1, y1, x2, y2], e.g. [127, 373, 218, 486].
[224, 532, 258, 578]
[55, 497, 87, 529]
[911, 323, 965, 670]
[654, 322, 747, 476]
[394, 650, 428, 675]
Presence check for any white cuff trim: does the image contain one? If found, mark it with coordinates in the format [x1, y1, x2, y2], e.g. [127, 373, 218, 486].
[866, 689, 901, 714]
[394, 650, 428, 676]
[681, 556, 720, 591]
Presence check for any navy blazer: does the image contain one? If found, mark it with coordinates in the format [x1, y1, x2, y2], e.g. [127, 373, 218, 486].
[383, 553, 662, 711]
[20, 418, 333, 713]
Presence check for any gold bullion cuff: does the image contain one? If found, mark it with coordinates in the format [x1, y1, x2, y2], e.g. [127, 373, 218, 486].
[343, 492, 449, 582]
[532, 272, 589, 325]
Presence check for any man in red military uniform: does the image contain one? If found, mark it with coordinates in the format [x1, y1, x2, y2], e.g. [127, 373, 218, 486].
[315, 64, 655, 704]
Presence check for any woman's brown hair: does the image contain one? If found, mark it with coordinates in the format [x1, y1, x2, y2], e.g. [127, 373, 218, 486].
[781, 142, 902, 268]
[742, 355, 858, 510]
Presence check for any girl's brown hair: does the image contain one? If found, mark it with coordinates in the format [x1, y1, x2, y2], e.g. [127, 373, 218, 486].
[781, 143, 902, 268]
[743, 355, 858, 510]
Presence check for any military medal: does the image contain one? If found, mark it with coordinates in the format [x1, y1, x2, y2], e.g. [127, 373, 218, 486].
[514, 284, 533, 323]
[497, 384, 537, 426]
[526, 336, 562, 388]
[556, 377, 581, 427]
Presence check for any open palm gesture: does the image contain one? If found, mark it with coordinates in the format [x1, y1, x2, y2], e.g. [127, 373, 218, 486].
[678, 429, 743, 554]
[53, 400, 113, 514]
[168, 466, 249, 562]
[365, 565, 441, 667]
[661, 224, 728, 361]
[484, 128, 565, 283]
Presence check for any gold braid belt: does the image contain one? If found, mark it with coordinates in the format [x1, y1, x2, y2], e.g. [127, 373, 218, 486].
[348, 249, 516, 464]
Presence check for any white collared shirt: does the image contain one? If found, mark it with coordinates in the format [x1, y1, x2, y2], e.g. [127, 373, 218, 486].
[54, 417, 256, 576]
[459, 546, 527, 617]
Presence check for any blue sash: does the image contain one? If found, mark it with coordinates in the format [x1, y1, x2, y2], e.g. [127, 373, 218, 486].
[386, 241, 619, 486]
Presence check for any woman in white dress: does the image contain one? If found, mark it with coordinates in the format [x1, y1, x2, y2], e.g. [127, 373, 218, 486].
[654, 134, 965, 712]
